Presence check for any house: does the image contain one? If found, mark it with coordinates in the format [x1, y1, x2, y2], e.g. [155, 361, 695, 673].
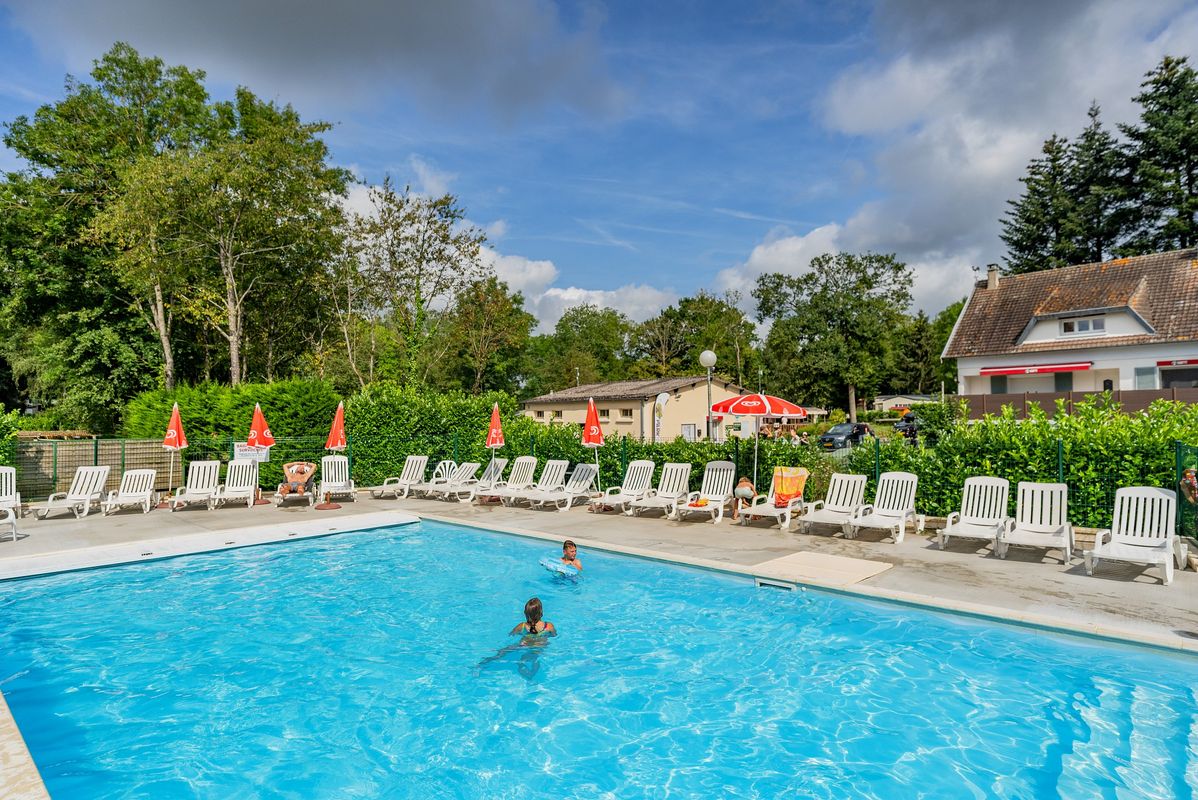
[873, 394, 936, 413]
[944, 249, 1198, 396]
[522, 376, 749, 442]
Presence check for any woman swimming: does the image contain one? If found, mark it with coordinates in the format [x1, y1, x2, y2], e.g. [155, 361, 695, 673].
[510, 596, 557, 639]
[477, 597, 556, 679]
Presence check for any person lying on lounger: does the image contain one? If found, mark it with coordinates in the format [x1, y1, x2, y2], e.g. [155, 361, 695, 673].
[277, 461, 316, 499]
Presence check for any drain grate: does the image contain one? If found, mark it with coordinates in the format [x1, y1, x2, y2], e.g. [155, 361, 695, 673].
[754, 577, 796, 591]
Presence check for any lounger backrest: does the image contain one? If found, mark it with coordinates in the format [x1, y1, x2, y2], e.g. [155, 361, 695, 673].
[1111, 486, 1176, 547]
[451, 462, 481, 483]
[321, 455, 351, 487]
[824, 473, 867, 513]
[874, 471, 917, 514]
[225, 459, 259, 491]
[506, 456, 537, 488]
[185, 461, 220, 492]
[699, 461, 735, 500]
[960, 476, 1009, 525]
[0, 466, 16, 504]
[478, 458, 509, 485]
[68, 466, 111, 499]
[535, 460, 569, 490]
[1014, 482, 1069, 533]
[431, 460, 456, 481]
[621, 460, 655, 494]
[566, 463, 598, 493]
[399, 455, 429, 484]
[657, 463, 691, 496]
[118, 469, 156, 496]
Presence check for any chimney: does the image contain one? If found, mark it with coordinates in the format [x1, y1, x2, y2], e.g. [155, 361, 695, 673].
[986, 263, 1000, 290]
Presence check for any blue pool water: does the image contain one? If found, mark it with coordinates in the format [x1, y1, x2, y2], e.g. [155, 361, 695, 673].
[2, 521, 1197, 799]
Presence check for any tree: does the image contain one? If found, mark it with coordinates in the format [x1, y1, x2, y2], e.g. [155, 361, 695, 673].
[1120, 55, 1198, 253]
[931, 299, 964, 394]
[754, 252, 911, 420]
[630, 307, 688, 378]
[1001, 135, 1078, 273]
[893, 311, 938, 394]
[521, 305, 633, 397]
[445, 277, 536, 393]
[675, 291, 758, 387]
[1067, 103, 1126, 264]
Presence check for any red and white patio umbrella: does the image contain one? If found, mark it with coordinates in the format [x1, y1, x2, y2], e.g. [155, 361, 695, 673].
[582, 397, 605, 489]
[247, 403, 276, 449]
[161, 402, 188, 505]
[710, 393, 807, 486]
[484, 403, 505, 480]
[325, 402, 347, 451]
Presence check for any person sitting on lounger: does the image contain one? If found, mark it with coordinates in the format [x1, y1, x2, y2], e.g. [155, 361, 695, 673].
[278, 461, 316, 499]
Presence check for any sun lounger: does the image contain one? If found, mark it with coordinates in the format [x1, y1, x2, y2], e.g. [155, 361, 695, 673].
[37, 465, 110, 519]
[0, 507, 15, 542]
[213, 459, 259, 510]
[937, 476, 1009, 551]
[1085, 486, 1182, 585]
[469, 456, 536, 503]
[674, 461, 736, 524]
[0, 466, 22, 519]
[528, 463, 599, 512]
[275, 461, 317, 507]
[170, 460, 221, 511]
[628, 462, 691, 517]
[740, 467, 809, 530]
[844, 471, 923, 543]
[319, 455, 357, 502]
[590, 460, 654, 513]
[795, 473, 867, 533]
[437, 458, 508, 502]
[371, 455, 429, 499]
[101, 469, 157, 515]
[408, 460, 461, 497]
[995, 482, 1073, 563]
[498, 460, 568, 506]
[423, 462, 481, 500]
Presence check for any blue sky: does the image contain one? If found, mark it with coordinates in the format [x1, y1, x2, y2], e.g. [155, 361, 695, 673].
[2, 1, 1196, 328]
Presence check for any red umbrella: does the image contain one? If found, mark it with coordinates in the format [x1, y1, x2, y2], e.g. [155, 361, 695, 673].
[247, 403, 276, 449]
[710, 393, 807, 486]
[160, 403, 188, 507]
[583, 397, 604, 489]
[325, 402, 347, 451]
[485, 403, 505, 449]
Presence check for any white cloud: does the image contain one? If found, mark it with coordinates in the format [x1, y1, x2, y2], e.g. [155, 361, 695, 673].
[409, 154, 455, 197]
[484, 219, 509, 240]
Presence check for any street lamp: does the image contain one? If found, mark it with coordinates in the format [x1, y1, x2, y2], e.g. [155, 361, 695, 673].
[700, 349, 717, 441]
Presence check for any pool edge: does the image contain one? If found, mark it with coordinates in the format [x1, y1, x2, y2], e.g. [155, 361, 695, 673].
[0, 691, 49, 800]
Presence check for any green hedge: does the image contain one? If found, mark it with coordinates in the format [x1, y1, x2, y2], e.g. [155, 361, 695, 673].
[0, 410, 17, 467]
[122, 380, 342, 439]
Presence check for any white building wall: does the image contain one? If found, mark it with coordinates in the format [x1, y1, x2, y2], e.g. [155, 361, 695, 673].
[957, 341, 1198, 394]
[1020, 311, 1149, 345]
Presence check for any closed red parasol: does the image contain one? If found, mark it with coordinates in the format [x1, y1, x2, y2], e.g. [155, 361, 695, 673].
[159, 402, 188, 508]
[485, 403, 505, 449]
[248, 403, 276, 449]
[582, 397, 604, 489]
[325, 402, 347, 451]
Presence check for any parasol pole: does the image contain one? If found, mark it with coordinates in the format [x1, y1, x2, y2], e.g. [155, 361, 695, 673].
[753, 415, 760, 488]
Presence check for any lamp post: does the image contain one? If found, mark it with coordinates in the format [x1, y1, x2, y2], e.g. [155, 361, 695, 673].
[700, 349, 717, 441]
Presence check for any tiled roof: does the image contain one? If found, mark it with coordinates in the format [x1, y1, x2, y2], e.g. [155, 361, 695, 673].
[523, 375, 744, 404]
[944, 248, 1198, 359]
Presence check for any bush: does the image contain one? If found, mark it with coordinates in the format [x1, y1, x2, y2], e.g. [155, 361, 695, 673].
[0, 410, 17, 467]
[12, 407, 77, 432]
[122, 380, 342, 439]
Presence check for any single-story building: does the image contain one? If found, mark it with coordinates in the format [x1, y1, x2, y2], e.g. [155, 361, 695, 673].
[522, 376, 748, 442]
[873, 394, 936, 413]
[944, 248, 1198, 394]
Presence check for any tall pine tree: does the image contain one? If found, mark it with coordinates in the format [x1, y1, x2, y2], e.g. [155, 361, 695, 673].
[1001, 135, 1078, 273]
[1066, 103, 1126, 264]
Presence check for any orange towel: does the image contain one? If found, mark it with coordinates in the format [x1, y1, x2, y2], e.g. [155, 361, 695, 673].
[774, 467, 809, 508]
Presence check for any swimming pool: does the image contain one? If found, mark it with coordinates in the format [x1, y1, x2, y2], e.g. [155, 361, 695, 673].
[2, 520, 1196, 798]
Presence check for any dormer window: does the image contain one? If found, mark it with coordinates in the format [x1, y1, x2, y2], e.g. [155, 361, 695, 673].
[1061, 316, 1105, 336]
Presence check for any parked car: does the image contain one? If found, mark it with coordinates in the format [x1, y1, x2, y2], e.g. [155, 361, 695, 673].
[894, 412, 921, 434]
[818, 422, 872, 450]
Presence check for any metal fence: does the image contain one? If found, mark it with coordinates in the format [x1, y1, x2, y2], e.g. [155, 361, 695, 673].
[955, 388, 1198, 419]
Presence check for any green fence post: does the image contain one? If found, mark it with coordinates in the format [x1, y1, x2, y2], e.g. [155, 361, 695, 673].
[1057, 439, 1064, 484]
[93, 436, 99, 466]
[873, 437, 881, 483]
[120, 440, 126, 474]
[229, 438, 235, 462]
[1176, 439, 1184, 533]
[51, 441, 58, 494]
[531, 431, 536, 458]
[620, 436, 628, 475]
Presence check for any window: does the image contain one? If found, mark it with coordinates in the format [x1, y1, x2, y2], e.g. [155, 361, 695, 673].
[990, 375, 1008, 394]
[553, 410, 563, 419]
[535, 410, 544, 419]
[681, 423, 698, 442]
[1061, 316, 1105, 335]
[1134, 367, 1157, 390]
[620, 408, 634, 418]
[599, 408, 609, 419]
[1102, 379, 1114, 391]
[1054, 372, 1073, 392]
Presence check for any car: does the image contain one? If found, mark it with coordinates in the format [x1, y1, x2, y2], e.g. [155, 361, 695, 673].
[894, 412, 921, 434]
[818, 422, 872, 450]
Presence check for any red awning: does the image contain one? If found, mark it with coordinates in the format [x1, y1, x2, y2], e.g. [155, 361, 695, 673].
[980, 362, 1091, 376]
[1157, 359, 1198, 367]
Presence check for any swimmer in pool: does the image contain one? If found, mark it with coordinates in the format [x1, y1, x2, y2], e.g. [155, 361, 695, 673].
[477, 597, 556, 679]
[560, 540, 582, 572]
[510, 596, 557, 639]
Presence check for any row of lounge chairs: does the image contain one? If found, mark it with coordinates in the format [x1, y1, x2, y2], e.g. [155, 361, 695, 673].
[378, 456, 1188, 586]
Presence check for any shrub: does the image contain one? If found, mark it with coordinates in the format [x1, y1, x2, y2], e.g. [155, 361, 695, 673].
[122, 380, 342, 439]
[0, 410, 17, 467]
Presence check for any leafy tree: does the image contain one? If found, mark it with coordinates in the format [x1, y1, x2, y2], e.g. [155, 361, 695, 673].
[1001, 135, 1078, 273]
[754, 252, 911, 420]
[521, 305, 633, 397]
[630, 307, 688, 378]
[1119, 55, 1198, 253]
[931, 299, 964, 394]
[442, 277, 536, 393]
[892, 311, 938, 394]
[1067, 103, 1127, 264]
[676, 291, 758, 387]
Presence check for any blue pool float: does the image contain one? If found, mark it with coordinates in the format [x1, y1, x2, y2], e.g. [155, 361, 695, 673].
[539, 556, 579, 577]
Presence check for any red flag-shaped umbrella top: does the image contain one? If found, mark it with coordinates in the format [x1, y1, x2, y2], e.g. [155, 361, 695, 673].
[163, 402, 188, 451]
[325, 401, 347, 451]
[485, 403, 505, 449]
[248, 403, 276, 448]
[582, 397, 604, 448]
[710, 393, 807, 418]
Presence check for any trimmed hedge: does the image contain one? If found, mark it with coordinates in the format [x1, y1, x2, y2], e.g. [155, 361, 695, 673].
[0, 410, 17, 467]
[122, 380, 342, 439]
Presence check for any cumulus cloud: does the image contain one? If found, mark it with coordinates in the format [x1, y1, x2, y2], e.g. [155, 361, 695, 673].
[0, 0, 625, 118]
[409, 155, 455, 197]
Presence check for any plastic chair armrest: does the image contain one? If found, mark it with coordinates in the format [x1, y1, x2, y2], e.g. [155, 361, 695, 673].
[945, 511, 960, 529]
[851, 504, 873, 520]
[1093, 528, 1111, 548]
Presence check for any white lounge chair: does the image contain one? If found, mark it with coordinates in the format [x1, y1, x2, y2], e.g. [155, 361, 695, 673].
[1085, 487, 1182, 585]
[628, 463, 691, 517]
[409, 460, 461, 497]
[674, 461, 736, 523]
[529, 463, 599, 512]
[36, 465, 110, 520]
[1, 507, 15, 542]
[0, 466, 21, 518]
[169, 460, 221, 512]
[741, 468, 810, 531]
[996, 482, 1073, 563]
[214, 459, 259, 510]
[432, 460, 504, 502]
[937, 476, 1010, 551]
[371, 455, 429, 499]
[469, 456, 536, 503]
[591, 460, 654, 513]
[794, 473, 867, 533]
[101, 469, 157, 515]
[319, 455, 357, 502]
[844, 471, 924, 543]
[499, 460, 568, 507]
[424, 462, 481, 499]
